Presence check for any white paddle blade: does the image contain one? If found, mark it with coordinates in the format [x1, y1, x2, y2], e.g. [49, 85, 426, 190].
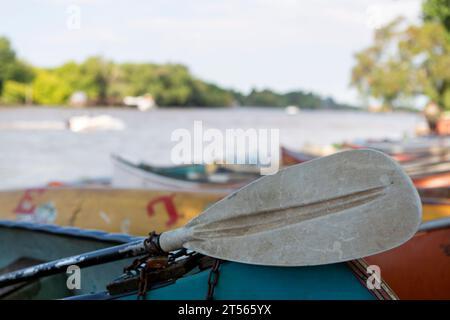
[160, 150, 422, 266]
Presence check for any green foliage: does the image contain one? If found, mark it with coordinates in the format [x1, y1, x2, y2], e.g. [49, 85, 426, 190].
[284, 91, 324, 109]
[423, 0, 450, 33]
[0, 37, 16, 94]
[1, 80, 30, 104]
[189, 80, 233, 107]
[0, 37, 34, 95]
[153, 64, 192, 105]
[54, 57, 113, 104]
[243, 89, 281, 107]
[32, 69, 71, 105]
[0, 35, 348, 109]
[234, 88, 341, 109]
[351, 19, 450, 111]
[402, 23, 450, 110]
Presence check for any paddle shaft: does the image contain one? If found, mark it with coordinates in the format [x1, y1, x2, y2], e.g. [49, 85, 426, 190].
[0, 238, 156, 288]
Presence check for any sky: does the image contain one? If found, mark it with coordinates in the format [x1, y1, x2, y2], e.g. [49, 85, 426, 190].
[0, 0, 423, 105]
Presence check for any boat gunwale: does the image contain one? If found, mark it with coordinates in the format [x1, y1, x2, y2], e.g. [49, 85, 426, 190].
[111, 154, 248, 190]
[0, 220, 143, 244]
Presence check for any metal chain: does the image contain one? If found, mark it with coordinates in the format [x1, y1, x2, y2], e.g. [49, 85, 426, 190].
[137, 268, 149, 300]
[206, 259, 222, 300]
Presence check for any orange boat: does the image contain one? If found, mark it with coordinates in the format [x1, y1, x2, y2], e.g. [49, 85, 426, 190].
[280, 146, 317, 166]
[343, 142, 422, 163]
[413, 171, 450, 188]
[281, 146, 450, 188]
[365, 218, 450, 299]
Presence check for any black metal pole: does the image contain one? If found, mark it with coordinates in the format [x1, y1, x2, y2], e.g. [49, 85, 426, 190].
[0, 233, 163, 288]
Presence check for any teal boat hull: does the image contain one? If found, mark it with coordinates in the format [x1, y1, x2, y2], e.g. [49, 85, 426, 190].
[0, 221, 391, 300]
[114, 261, 377, 300]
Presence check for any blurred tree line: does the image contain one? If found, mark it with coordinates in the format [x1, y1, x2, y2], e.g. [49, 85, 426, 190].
[351, 0, 450, 111]
[0, 36, 349, 109]
[232, 89, 349, 109]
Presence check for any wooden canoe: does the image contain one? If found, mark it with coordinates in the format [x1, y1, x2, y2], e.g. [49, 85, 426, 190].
[343, 136, 450, 167]
[0, 221, 395, 300]
[418, 186, 450, 199]
[412, 171, 450, 188]
[106, 259, 394, 300]
[281, 146, 450, 188]
[0, 184, 445, 238]
[404, 160, 450, 177]
[422, 201, 450, 221]
[0, 188, 225, 235]
[280, 146, 316, 166]
[111, 154, 259, 192]
[365, 218, 450, 299]
[344, 136, 450, 155]
[0, 220, 141, 299]
[418, 187, 450, 221]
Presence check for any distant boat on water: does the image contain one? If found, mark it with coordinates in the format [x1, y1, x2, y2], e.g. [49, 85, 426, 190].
[68, 115, 125, 133]
[123, 94, 156, 111]
[285, 105, 300, 115]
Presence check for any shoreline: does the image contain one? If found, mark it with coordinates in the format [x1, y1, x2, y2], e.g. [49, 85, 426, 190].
[0, 104, 419, 115]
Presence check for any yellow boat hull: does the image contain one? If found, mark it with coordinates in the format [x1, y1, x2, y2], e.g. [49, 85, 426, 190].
[0, 188, 225, 236]
[422, 203, 450, 221]
[0, 187, 447, 236]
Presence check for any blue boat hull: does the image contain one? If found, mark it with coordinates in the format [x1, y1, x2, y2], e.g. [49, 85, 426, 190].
[115, 261, 382, 300]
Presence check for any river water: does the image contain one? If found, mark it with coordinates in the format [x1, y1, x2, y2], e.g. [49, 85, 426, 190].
[0, 107, 424, 190]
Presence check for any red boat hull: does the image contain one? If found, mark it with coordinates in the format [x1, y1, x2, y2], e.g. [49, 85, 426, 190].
[365, 223, 450, 299]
